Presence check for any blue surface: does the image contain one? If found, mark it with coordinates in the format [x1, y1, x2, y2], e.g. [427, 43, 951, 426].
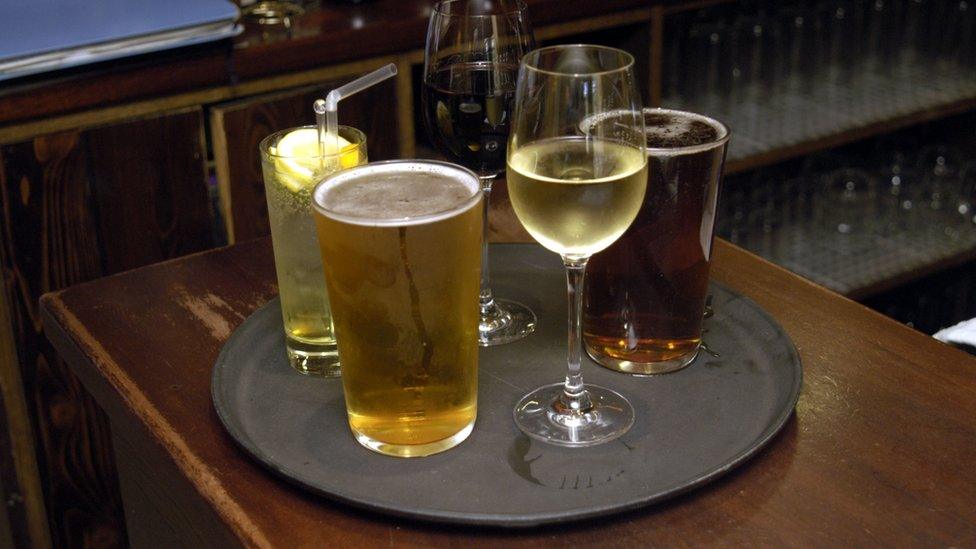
[0, 0, 240, 81]
[1, 0, 238, 60]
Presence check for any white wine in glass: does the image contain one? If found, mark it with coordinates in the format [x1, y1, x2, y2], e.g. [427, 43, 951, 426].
[508, 45, 647, 447]
[508, 137, 647, 257]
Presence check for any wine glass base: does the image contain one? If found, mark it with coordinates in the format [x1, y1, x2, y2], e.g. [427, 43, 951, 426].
[513, 383, 634, 447]
[479, 299, 536, 347]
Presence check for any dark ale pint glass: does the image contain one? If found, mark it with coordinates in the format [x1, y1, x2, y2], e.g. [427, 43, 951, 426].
[583, 108, 730, 374]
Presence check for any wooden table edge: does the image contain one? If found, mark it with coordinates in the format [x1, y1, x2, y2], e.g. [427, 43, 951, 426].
[38, 292, 268, 547]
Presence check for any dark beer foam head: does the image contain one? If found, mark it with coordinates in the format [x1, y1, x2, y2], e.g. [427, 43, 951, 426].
[643, 109, 728, 153]
[581, 108, 728, 155]
[313, 161, 481, 227]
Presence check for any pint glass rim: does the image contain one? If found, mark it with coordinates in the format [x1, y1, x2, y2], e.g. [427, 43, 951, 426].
[520, 44, 636, 78]
[311, 159, 483, 228]
[259, 125, 367, 160]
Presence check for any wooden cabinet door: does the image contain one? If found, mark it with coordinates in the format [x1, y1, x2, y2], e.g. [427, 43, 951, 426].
[0, 107, 212, 547]
[211, 75, 400, 243]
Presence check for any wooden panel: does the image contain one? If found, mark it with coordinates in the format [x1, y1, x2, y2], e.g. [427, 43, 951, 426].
[87, 109, 213, 274]
[0, 44, 232, 128]
[0, 109, 214, 546]
[0, 132, 123, 548]
[0, 475, 13, 549]
[0, 280, 50, 548]
[113, 419, 239, 548]
[211, 75, 399, 243]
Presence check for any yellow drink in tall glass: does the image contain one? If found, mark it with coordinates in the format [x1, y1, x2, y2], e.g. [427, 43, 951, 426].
[259, 125, 366, 377]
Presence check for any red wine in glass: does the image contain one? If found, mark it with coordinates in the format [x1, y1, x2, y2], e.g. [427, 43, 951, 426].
[423, 61, 518, 177]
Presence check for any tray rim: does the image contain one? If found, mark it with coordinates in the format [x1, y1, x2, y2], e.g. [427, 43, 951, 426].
[211, 243, 803, 528]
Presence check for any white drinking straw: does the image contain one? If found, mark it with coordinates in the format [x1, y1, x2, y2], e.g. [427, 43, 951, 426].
[315, 63, 398, 157]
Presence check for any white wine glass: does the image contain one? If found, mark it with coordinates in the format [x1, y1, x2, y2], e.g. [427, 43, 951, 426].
[507, 45, 647, 446]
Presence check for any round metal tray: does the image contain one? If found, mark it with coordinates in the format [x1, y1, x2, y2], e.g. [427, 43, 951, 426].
[212, 244, 802, 527]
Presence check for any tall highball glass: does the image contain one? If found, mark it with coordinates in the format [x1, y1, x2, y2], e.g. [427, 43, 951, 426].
[260, 125, 366, 377]
[507, 45, 647, 446]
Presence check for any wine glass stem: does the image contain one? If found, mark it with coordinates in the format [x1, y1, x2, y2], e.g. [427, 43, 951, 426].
[561, 256, 593, 413]
[479, 176, 496, 314]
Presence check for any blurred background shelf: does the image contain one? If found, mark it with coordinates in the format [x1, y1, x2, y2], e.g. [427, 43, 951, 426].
[728, 206, 976, 300]
[718, 82, 976, 175]
[660, 0, 976, 174]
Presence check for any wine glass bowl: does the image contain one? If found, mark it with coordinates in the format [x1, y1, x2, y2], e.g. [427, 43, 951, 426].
[507, 136, 647, 258]
[507, 45, 647, 446]
[423, 0, 532, 177]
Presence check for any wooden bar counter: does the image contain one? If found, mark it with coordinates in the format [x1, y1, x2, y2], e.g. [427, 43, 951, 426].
[37, 190, 976, 546]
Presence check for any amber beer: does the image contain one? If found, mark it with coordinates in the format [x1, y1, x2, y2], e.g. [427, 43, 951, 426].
[583, 108, 730, 374]
[312, 160, 483, 457]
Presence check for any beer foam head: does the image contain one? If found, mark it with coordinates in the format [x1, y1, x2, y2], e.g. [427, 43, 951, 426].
[643, 110, 727, 150]
[313, 160, 481, 227]
[582, 108, 729, 155]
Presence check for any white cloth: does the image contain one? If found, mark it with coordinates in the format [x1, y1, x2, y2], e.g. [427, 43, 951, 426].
[934, 317, 976, 349]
